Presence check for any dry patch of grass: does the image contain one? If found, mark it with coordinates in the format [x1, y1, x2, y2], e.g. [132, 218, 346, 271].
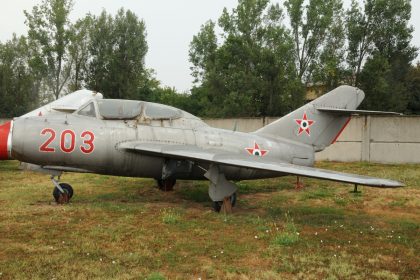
[0, 161, 419, 279]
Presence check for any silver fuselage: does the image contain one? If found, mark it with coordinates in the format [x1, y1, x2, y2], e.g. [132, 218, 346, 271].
[10, 113, 314, 181]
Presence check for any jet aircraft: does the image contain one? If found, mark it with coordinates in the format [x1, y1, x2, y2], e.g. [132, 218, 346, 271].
[0, 86, 403, 211]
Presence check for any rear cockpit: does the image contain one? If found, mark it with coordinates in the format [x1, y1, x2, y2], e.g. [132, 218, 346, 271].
[74, 98, 204, 127]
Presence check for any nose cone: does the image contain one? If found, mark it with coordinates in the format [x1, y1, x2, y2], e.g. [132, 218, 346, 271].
[0, 121, 12, 160]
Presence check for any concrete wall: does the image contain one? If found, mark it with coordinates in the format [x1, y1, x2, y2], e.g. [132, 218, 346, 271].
[204, 116, 420, 164]
[205, 118, 265, 132]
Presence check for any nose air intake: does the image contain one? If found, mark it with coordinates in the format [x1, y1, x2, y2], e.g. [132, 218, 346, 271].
[0, 121, 12, 160]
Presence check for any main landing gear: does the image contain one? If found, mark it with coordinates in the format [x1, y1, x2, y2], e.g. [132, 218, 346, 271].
[204, 165, 238, 213]
[156, 178, 177, 191]
[51, 176, 74, 204]
[212, 192, 237, 213]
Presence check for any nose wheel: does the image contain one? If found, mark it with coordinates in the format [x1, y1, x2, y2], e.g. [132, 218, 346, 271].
[53, 183, 74, 204]
[51, 176, 73, 204]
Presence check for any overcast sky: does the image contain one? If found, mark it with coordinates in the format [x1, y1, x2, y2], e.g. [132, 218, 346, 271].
[0, 0, 419, 92]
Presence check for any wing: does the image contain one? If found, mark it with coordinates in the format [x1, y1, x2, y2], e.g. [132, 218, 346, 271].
[118, 142, 403, 188]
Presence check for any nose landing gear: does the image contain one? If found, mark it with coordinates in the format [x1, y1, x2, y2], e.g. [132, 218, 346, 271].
[51, 176, 73, 204]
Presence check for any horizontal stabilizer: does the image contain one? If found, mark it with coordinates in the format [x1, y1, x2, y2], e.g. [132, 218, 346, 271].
[118, 141, 404, 188]
[315, 107, 402, 115]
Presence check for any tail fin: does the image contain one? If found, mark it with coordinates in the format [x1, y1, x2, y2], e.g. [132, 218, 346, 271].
[255, 85, 365, 152]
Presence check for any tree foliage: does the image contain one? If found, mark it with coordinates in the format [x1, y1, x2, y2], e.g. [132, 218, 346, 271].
[24, 0, 74, 100]
[285, 0, 343, 82]
[0, 36, 38, 117]
[406, 63, 420, 114]
[190, 0, 303, 117]
[85, 9, 148, 99]
[353, 0, 417, 111]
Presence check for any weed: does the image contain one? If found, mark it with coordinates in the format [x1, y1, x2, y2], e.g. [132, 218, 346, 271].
[147, 272, 166, 280]
[300, 187, 334, 200]
[161, 208, 181, 224]
[372, 270, 399, 280]
[388, 198, 408, 207]
[176, 182, 209, 202]
[272, 213, 299, 246]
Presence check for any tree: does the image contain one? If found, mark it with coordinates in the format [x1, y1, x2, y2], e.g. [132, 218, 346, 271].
[189, 0, 302, 117]
[24, 0, 74, 100]
[285, 0, 342, 82]
[189, 21, 218, 85]
[312, 0, 346, 91]
[346, 0, 416, 86]
[346, 0, 375, 86]
[85, 9, 148, 99]
[0, 36, 37, 117]
[370, 0, 415, 60]
[67, 15, 93, 92]
[354, 0, 417, 112]
[406, 63, 420, 114]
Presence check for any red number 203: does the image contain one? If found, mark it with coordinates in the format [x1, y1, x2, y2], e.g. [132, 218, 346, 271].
[40, 128, 95, 154]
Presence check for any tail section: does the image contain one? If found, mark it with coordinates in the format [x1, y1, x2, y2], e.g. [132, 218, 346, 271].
[255, 85, 365, 152]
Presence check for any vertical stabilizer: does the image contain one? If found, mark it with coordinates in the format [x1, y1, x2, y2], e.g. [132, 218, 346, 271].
[255, 86, 365, 152]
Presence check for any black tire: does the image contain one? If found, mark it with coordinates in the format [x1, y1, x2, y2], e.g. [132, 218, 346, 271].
[53, 183, 73, 203]
[212, 201, 223, 213]
[156, 179, 164, 188]
[230, 192, 237, 207]
[156, 178, 176, 191]
[212, 192, 237, 212]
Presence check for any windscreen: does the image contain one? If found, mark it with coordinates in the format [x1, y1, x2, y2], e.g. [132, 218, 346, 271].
[77, 102, 96, 118]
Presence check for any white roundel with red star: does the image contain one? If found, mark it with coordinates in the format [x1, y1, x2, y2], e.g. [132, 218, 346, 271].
[245, 141, 269, 157]
[294, 112, 315, 136]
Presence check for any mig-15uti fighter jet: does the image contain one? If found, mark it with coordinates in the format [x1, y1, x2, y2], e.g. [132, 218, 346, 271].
[0, 86, 403, 212]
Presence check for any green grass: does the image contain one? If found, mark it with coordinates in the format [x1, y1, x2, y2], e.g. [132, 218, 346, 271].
[161, 208, 181, 224]
[272, 214, 300, 246]
[0, 161, 419, 279]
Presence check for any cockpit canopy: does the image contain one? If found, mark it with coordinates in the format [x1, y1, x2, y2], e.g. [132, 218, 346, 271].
[97, 100, 143, 120]
[76, 99, 195, 121]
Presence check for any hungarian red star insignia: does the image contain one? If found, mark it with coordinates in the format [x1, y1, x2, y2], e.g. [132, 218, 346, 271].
[245, 142, 268, 157]
[295, 112, 315, 136]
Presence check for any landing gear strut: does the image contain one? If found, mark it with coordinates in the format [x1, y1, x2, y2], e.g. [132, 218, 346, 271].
[51, 176, 73, 204]
[351, 184, 361, 193]
[295, 176, 304, 190]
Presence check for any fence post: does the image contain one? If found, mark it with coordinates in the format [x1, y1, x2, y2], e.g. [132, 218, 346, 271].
[361, 115, 371, 162]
